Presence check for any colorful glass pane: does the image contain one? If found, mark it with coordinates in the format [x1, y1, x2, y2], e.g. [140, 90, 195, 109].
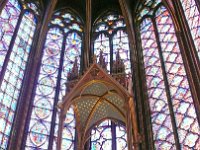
[91, 120, 127, 150]
[0, 11, 36, 149]
[94, 33, 110, 71]
[51, 11, 83, 33]
[180, 0, 200, 59]
[93, 12, 131, 75]
[116, 125, 127, 150]
[27, 2, 39, 15]
[91, 120, 112, 150]
[136, 0, 161, 21]
[113, 30, 131, 74]
[60, 32, 81, 98]
[140, 18, 176, 149]
[155, 6, 200, 149]
[0, 0, 21, 74]
[24, 28, 63, 149]
[61, 108, 76, 150]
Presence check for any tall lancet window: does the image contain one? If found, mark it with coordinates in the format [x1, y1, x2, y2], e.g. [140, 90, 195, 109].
[137, 0, 200, 149]
[91, 12, 130, 150]
[0, 0, 38, 149]
[24, 10, 83, 150]
[180, 0, 200, 59]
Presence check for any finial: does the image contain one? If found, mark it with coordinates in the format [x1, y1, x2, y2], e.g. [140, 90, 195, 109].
[98, 50, 107, 70]
[67, 57, 79, 81]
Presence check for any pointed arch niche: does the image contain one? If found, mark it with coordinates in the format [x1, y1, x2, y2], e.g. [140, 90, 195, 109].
[57, 63, 139, 150]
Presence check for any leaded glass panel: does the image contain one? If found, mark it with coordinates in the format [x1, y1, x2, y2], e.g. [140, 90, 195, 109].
[113, 30, 131, 74]
[116, 125, 127, 150]
[139, 1, 200, 149]
[94, 33, 110, 71]
[91, 120, 112, 150]
[93, 12, 131, 74]
[0, 10, 36, 149]
[0, 0, 21, 74]
[92, 12, 129, 150]
[140, 18, 176, 149]
[155, 6, 200, 148]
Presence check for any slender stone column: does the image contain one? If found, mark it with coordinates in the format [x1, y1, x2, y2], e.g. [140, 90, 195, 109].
[118, 0, 150, 149]
[84, 0, 92, 68]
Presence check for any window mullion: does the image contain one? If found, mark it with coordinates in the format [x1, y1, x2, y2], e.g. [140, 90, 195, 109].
[111, 122, 116, 150]
[152, 18, 181, 150]
[109, 35, 113, 74]
[48, 35, 67, 150]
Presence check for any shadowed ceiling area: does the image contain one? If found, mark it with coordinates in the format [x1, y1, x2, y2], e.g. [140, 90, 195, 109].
[41, 0, 137, 23]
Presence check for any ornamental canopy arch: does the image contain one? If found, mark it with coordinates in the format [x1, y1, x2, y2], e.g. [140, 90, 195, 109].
[57, 62, 139, 150]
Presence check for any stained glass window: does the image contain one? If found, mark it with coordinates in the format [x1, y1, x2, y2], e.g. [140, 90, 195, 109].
[91, 120, 112, 150]
[0, 0, 37, 148]
[116, 125, 127, 150]
[91, 120, 127, 150]
[0, 0, 21, 74]
[138, 1, 200, 149]
[24, 27, 63, 149]
[93, 12, 131, 74]
[180, 0, 200, 59]
[24, 10, 83, 150]
[60, 107, 76, 150]
[140, 18, 176, 149]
